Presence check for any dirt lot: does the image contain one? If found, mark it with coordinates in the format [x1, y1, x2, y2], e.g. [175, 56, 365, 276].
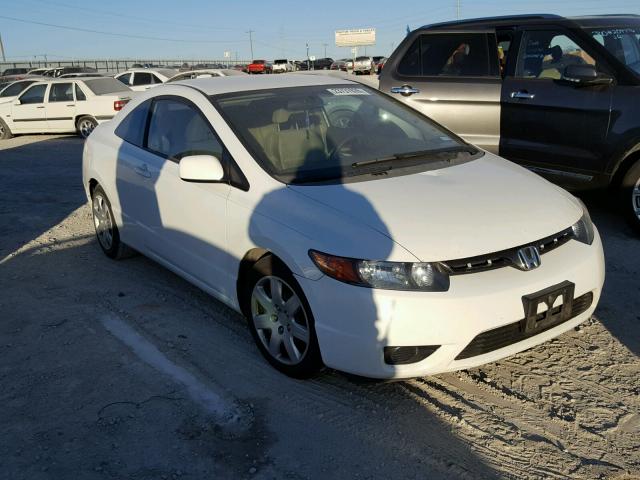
[1, 135, 638, 480]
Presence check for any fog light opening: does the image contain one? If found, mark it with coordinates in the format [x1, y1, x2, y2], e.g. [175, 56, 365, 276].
[383, 345, 440, 365]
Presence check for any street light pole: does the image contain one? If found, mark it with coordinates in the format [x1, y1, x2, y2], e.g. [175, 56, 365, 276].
[322, 43, 327, 58]
[306, 42, 309, 70]
[246, 30, 255, 60]
[0, 34, 6, 63]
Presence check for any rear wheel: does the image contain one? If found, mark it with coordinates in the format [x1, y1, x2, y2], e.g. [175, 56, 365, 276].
[91, 185, 135, 259]
[621, 159, 640, 233]
[76, 116, 98, 139]
[0, 118, 13, 140]
[244, 255, 323, 378]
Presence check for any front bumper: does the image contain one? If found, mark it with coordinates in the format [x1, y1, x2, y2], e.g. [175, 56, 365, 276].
[297, 230, 605, 379]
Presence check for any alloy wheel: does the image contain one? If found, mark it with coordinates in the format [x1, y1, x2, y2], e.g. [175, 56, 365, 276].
[92, 193, 113, 250]
[79, 119, 95, 138]
[251, 276, 310, 365]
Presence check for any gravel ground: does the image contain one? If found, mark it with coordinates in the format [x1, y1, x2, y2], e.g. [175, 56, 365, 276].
[0, 134, 638, 479]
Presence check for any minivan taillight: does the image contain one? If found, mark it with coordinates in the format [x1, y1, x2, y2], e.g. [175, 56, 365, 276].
[113, 100, 128, 111]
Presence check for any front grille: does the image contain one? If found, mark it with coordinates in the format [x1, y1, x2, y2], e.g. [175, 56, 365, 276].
[441, 227, 574, 275]
[455, 292, 593, 360]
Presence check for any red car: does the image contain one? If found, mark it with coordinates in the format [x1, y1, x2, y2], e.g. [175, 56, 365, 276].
[246, 60, 272, 74]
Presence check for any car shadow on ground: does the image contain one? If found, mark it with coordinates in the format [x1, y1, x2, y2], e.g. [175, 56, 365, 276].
[0, 135, 85, 258]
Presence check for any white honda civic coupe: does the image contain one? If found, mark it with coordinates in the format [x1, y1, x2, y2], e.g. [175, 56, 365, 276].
[82, 74, 605, 379]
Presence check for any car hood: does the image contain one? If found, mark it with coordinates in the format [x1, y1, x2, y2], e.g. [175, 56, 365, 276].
[288, 153, 583, 262]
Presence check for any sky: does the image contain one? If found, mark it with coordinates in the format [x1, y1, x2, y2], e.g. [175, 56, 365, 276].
[1, 0, 640, 62]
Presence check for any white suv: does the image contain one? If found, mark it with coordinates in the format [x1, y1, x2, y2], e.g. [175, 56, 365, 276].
[272, 59, 294, 73]
[0, 77, 134, 139]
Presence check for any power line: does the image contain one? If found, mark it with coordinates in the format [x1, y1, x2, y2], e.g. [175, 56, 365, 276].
[0, 14, 245, 44]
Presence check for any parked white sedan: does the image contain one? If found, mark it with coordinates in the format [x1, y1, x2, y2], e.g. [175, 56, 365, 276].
[82, 75, 605, 379]
[114, 68, 177, 91]
[0, 77, 134, 139]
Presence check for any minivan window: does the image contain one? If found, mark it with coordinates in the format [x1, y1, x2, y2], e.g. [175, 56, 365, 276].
[589, 26, 640, 74]
[19, 84, 48, 104]
[213, 85, 477, 184]
[398, 33, 495, 77]
[516, 31, 597, 79]
[147, 99, 223, 160]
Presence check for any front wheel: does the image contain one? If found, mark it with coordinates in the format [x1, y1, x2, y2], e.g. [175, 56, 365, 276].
[77, 116, 98, 139]
[621, 159, 640, 234]
[245, 255, 323, 378]
[91, 185, 135, 259]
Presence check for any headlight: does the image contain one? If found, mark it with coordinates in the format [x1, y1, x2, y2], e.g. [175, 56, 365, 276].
[571, 198, 595, 245]
[309, 250, 450, 291]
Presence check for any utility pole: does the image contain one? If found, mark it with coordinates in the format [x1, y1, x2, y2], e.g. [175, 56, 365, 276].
[246, 30, 255, 60]
[0, 34, 6, 63]
[322, 43, 328, 58]
[456, 0, 460, 19]
[306, 42, 309, 70]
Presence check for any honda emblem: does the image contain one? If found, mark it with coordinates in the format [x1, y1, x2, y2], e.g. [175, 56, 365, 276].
[516, 246, 541, 271]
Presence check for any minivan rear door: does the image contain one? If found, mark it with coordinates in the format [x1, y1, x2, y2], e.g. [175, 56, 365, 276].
[380, 29, 502, 153]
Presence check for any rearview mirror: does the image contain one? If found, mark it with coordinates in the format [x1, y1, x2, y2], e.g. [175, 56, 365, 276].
[179, 154, 224, 182]
[563, 64, 612, 85]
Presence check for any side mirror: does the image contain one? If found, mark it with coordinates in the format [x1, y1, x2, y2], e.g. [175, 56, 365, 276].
[563, 64, 613, 85]
[179, 154, 224, 182]
[13, 99, 21, 106]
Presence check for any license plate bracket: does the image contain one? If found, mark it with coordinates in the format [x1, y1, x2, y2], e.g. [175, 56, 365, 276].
[521, 281, 575, 334]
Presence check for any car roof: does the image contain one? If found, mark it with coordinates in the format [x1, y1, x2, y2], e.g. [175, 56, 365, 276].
[119, 68, 177, 76]
[172, 73, 355, 95]
[419, 13, 640, 30]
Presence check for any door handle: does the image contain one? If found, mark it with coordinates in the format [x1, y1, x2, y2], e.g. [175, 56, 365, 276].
[36, 106, 45, 109]
[134, 164, 151, 178]
[510, 91, 535, 100]
[66, 104, 75, 107]
[390, 85, 420, 97]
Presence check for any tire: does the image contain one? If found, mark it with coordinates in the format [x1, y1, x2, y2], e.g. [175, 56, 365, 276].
[76, 116, 98, 139]
[0, 118, 13, 140]
[621, 158, 640, 234]
[243, 255, 323, 378]
[91, 185, 135, 259]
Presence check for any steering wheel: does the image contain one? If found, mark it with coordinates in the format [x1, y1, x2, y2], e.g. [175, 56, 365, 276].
[327, 133, 366, 162]
[328, 108, 356, 129]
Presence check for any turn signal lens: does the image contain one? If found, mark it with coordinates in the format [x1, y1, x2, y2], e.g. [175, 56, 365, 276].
[309, 250, 361, 283]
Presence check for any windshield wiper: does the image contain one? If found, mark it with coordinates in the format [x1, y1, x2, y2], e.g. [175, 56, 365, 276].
[351, 145, 478, 168]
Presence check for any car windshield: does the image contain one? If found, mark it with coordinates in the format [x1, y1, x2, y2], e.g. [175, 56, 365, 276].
[0, 80, 36, 97]
[83, 78, 130, 94]
[275, 59, 287, 64]
[588, 24, 640, 74]
[213, 84, 478, 184]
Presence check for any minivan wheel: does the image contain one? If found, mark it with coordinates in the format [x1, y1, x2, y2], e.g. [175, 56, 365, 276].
[245, 255, 323, 378]
[91, 185, 135, 259]
[77, 116, 98, 139]
[0, 118, 13, 140]
[621, 159, 640, 234]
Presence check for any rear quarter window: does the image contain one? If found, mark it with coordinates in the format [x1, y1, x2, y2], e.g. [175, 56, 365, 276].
[114, 100, 151, 148]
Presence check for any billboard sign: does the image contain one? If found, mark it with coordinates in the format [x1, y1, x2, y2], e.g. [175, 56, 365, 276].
[335, 28, 376, 47]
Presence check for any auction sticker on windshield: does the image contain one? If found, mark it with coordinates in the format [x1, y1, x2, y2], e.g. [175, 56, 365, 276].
[326, 87, 370, 96]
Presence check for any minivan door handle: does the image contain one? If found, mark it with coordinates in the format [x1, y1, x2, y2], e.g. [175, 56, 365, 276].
[390, 85, 420, 97]
[134, 163, 151, 178]
[510, 91, 536, 100]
